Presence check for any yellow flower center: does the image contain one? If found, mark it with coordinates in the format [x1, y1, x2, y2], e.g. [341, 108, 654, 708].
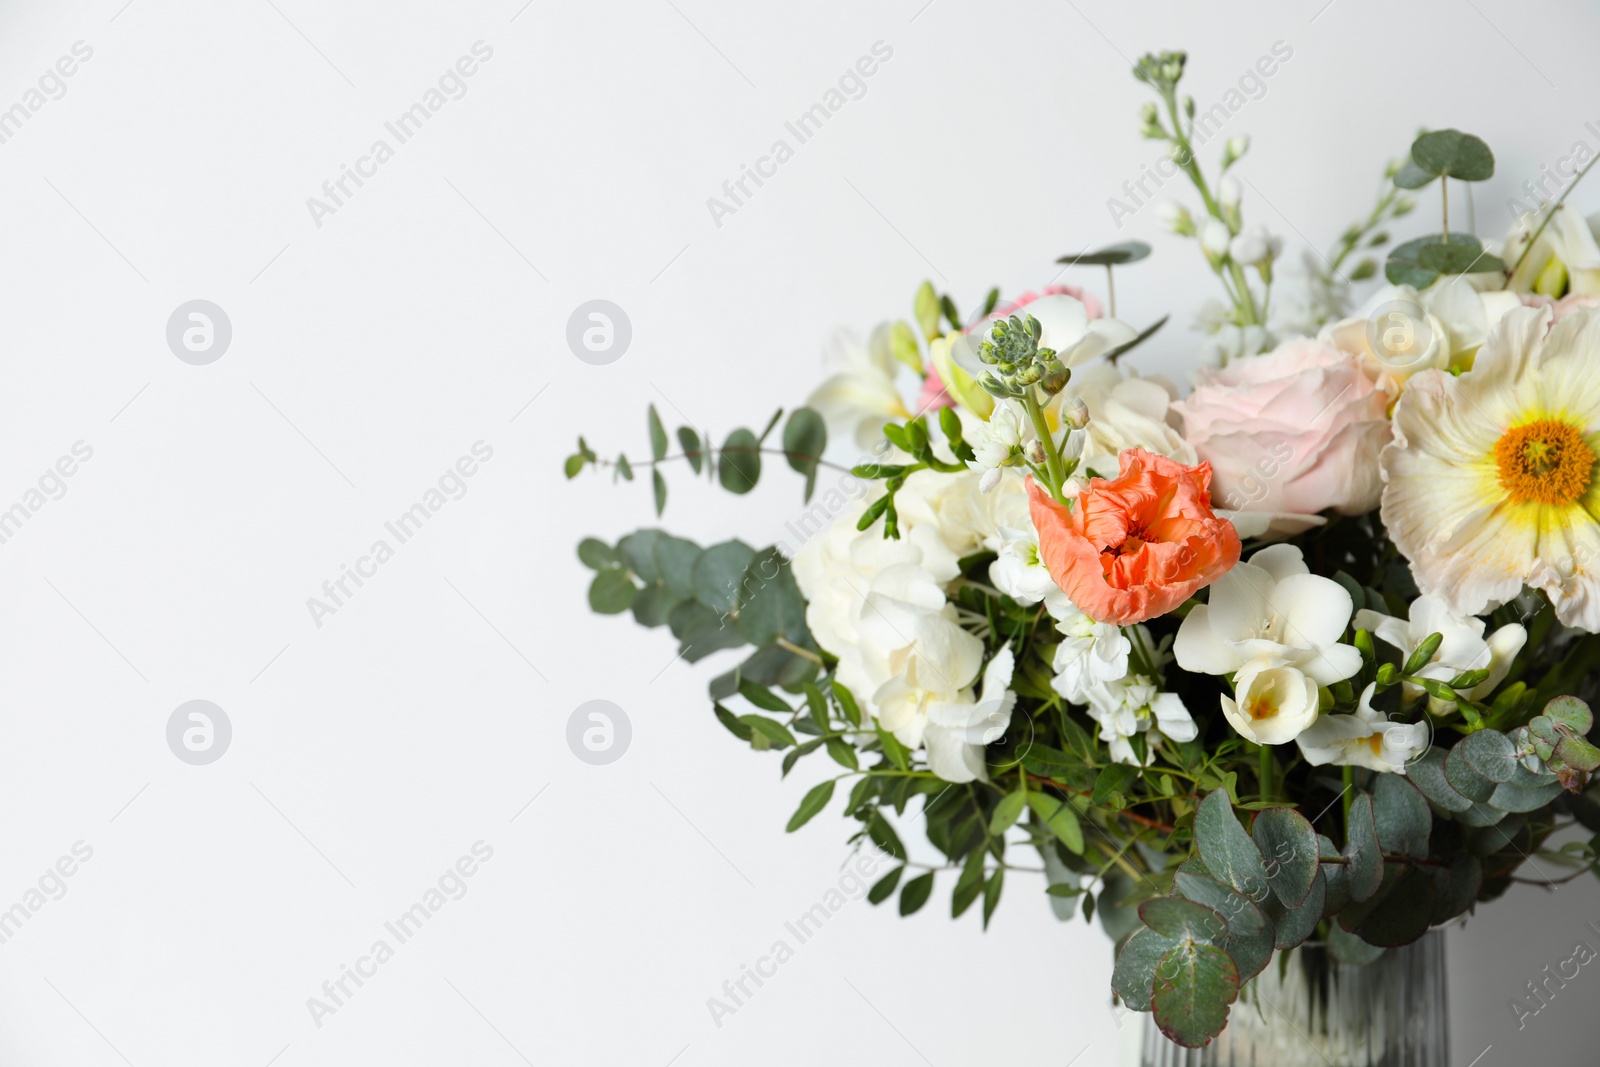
[1493, 419, 1596, 506]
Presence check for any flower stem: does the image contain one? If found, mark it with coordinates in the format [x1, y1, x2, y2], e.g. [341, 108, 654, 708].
[1022, 390, 1068, 503]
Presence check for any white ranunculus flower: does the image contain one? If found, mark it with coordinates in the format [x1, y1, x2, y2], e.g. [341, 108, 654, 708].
[1082, 675, 1197, 766]
[949, 294, 1137, 379]
[1173, 543, 1362, 686]
[1061, 362, 1196, 478]
[1221, 662, 1321, 745]
[1050, 609, 1132, 705]
[806, 325, 912, 450]
[1297, 683, 1429, 772]
[924, 648, 1018, 783]
[1353, 595, 1526, 713]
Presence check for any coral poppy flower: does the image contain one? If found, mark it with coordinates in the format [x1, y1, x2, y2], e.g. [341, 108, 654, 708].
[1027, 449, 1241, 625]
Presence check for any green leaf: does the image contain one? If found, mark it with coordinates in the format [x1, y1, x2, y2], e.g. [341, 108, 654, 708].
[1345, 793, 1384, 903]
[629, 582, 679, 627]
[1386, 233, 1501, 288]
[1271, 868, 1325, 950]
[1251, 807, 1319, 908]
[1408, 748, 1473, 812]
[677, 427, 704, 474]
[786, 779, 835, 832]
[1028, 793, 1084, 854]
[738, 678, 791, 712]
[867, 866, 903, 905]
[1093, 765, 1139, 807]
[1392, 159, 1436, 189]
[587, 569, 636, 614]
[713, 703, 753, 742]
[1152, 941, 1239, 1049]
[867, 812, 904, 860]
[1172, 873, 1273, 979]
[1195, 790, 1270, 903]
[782, 408, 827, 502]
[691, 540, 757, 616]
[825, 737, 859, 771]
[1456, 728, 1519, 785]
[647, 404, 668, 462]
[617, 530, 662, 582]
[989, 789, 1027, 835]
[1139, 896, 1229, 943]
[781, 739, 820, 775]
[952, 848, 986, 918]
[1112, 927, 1179, 1012]
[899, 871, 934, 915]
[982, 867, 1005, 928]
[667, 599, 746, 662]
[1544, 695, 1594, 733]
[876, 725, 911, 772]
[652, 470, 667, 516]
[833, 683, 862, 728]
[1402, 632, 1445, 677]
[577, 537, 617, 570]
[563, 453, 585, 479]
[1410, 128, 1494, 181]
[1345, 865, 1435, 947]
[1057, 240, 1152, 266]
[718, 429, 761, 494]
[740, 715, 797, 749]
[1327, 923, 1385, 966]
[616, 454, 633, 481]
[1372, 775, 1431, 860]
[735, 548, 809, 647]
[913, 281, 941, 341]
[652, 535, 700, 599]
[1431, 853, 1482, 924]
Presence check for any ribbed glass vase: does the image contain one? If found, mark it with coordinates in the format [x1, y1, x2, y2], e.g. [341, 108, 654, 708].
[1139, 932, 1448, 1067]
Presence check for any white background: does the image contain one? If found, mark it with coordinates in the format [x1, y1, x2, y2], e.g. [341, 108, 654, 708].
[0, 0, 1597, 1064]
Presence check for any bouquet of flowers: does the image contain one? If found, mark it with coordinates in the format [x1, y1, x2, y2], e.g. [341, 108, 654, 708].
[566, 50, 1600, 1050]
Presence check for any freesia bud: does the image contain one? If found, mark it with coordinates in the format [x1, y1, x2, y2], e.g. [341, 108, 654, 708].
[1200, 219, 1232, 257]
[1227, 135, 1249, 160]
[1218, 175, 1242, 210]
[1229, 225, 1281, 267]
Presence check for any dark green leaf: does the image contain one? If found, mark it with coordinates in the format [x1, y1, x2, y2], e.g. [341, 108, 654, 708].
[653, 535, 700, 599]
[1345, 793, 1384, 902]
[1195, 790, 1270, 903]
[1272, 868, 1325, 950]
[713, 703, 753, 742]
[677, 427, 704, 474]
[629, 582, 679, 627]
[1372, 775, 1431, 860]
[782, 408, 827, 503]
[786, 779, 835, 832]
[825, 737, 859, 771]
[718, 429, 761, 494]
[691, 540, 757, 616]
[1430, 853, 1482, 924]
[1251, 807, 1319, 908]
[667, 599, 746, 662]
[1410, 129, 1494, 181]
[867, 812, 904, 860]
[1173, 873, 1273, 980]
[990, 790, 1027, 835]
[1347, 865, 1435, 947]
[868, 866, 903, 905]
[652, 470, 667, 516]
[740, 715, 797, 749]
[1057, 240, 1152, 266]
[617, 530, 662, 582]
[1392, 159, 1436, 189]
[1152, 941, 1239, 1049]
[647, 404, 668, 462]
[899, 871, 934, 915]
[1327, 923, 1385, 965]
[982, 867, 1005, 928]
[735, 548, 809, 647]
[1409, 748, 1473, 812]
[1139, 897, 1228, 943]
[739, 678, 791, 712]
[1113, 927, 1178, 1012]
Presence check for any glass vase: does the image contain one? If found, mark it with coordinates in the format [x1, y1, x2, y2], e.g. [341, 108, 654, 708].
[1138, 931, 1448, 1067]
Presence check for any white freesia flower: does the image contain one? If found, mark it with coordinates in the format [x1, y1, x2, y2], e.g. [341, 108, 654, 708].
[1174, 543, 1363, 686]
[923, 648, 1018, 783]
[870, 602, 985, 751]
[949, 294, 1136, 379]
[990, 523, 1068, 608]
[1353, 594, 1526, 712]
[1051, 609, 1133, 704]
[1297, 683, 1429, 772]
[1505, 207, 1600, 296]
[1221, 661, 1321, 745]
[807, 325, 911, 450]
[1082, 675, 1197, 766]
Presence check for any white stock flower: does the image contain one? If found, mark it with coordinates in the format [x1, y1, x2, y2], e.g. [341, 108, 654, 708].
[1082, 675, 1197, 766]
[1050, 609, 1132, 704]
[1221, 661, 1321, 745]
[1229, 225, 1281, 267]
[1353, 595, 1526, 712]
[1200, 219, 1232, 257]
[1174, 543, 1363, 686]
[923, 648, 1018, 783]
[1297, 683, 1429, 772]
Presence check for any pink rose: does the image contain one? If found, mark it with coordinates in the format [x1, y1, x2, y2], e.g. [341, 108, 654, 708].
[1171, 337, 1392, 518]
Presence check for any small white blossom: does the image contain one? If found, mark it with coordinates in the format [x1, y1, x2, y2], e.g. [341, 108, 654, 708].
[1229, 225, 1282, 267]
[1082, 675, 1197, 766]
[1200, 219, 1233, 257]
[1297, 683, 1429, 773]
[1354, 595, 1526, 714]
